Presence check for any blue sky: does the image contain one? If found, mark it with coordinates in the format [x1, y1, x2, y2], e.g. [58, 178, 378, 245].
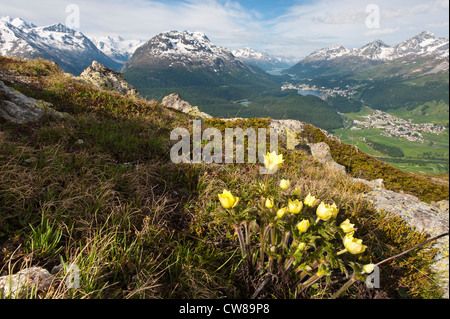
[1, 0, 449, 58]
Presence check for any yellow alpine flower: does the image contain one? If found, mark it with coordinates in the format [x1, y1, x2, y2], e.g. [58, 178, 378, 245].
[264, 151, 284, 173]
[277, 207, 288, 218]
[288, 199, 303, 214]
[363, 264, 376, 274]
[279, 179, 291, 190]
[218, 190, 239, 209]
[265, 197, 274, 209]
[297, 219, 310, 233]
[316, 202, 338, 221]
[340, 219, 357, 234]
[304, 193, 320, 207]
[343, 233, 367, 255]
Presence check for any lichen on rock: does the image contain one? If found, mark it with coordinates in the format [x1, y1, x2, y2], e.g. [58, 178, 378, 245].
[78, 61, 139, 97]
[0, 80, 69, 124]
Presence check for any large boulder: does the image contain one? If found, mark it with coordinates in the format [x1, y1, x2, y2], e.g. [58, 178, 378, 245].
[0, 267, 54, 298]
[79, 61, 139, 97]
[0, 80, 68, 124]
[308, 142, 346, 174]
[161, 93, 212, 119]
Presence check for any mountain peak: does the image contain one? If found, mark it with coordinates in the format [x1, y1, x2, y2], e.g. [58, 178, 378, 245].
[366, 39, 389, 48]
[125, 29, 242, 72]
[416, 31, 435, 39]
[0, 16, 36, 29]
[40, 23, 74, 34]
[0, 17, 121, 75]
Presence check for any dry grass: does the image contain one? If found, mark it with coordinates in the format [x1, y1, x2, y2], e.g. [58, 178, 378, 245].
[0, 55, 445, 299]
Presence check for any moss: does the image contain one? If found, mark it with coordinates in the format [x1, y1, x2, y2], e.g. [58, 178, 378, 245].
[299, 124, 449, 202]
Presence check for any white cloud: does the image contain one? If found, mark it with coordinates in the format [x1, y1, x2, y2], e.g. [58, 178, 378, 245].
[1, 0, 448, 59]
[364, 27, 400, 36]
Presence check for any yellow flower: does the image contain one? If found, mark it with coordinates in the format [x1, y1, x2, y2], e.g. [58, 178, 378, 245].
[340, 219, 357, 234]
[343, 233, 367, 255]
[265, 197, 274, 209]
[363, 264, 376, 274]
[279, 179, 291, 190]
[304, 193, 320, 207]
[264, 151, 284, 173]
[288, 199, 303, 214]
[218, 189, 239, 209]
[297, 219, 310, 233]
[330, 203, 339, 218]
[316, 202, 333, 221]
[276, 207, 288, 218]
[292, 187, 302, 197]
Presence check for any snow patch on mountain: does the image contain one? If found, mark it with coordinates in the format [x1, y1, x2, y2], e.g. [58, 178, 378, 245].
[303, 31, 449, 63]
[89, 35, 144, 64]
[124, 30, 252, 73]
[231, 47, 297, 70]
[0, 16, 121, 75]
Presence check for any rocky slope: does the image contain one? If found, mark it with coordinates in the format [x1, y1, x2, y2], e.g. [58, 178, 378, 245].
[162, 93, 449, 297]
[0, 55, 448, 299]
[122, 30, 275, 88]
[78, 61, 139, 97]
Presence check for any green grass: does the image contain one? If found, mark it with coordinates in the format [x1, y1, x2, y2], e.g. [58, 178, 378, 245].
[0, 55, 447, 300]
[333, 107, 449, 175]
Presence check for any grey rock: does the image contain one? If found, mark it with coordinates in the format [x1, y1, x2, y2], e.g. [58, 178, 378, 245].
[308, 142, 346, 174]
[79, 61, 139, 97]
[0, 267, 54, 298]
[0, 80, 68, 124]
[363, 188, 449, 298]
[161, 93, 212, 119]
[351, 177, 384, 189]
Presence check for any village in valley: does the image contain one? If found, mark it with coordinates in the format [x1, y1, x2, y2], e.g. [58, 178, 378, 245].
[281, 83, 360, 99]
[351, 110, 446, 143]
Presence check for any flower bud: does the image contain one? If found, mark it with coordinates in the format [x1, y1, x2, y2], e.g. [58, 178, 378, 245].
[279, 179, 291, 190]
[297, 219, 310, 233]
[304, 193, 320, 207]
[218, 189, 239, 209]
[277, 207, 288, 218]
[265, 197, 274, 209]
[340, 219, 357, 234]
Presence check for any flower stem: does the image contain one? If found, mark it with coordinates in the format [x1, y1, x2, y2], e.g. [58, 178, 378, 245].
[234, 224, 247, 257]
[331, 275, 356, 299]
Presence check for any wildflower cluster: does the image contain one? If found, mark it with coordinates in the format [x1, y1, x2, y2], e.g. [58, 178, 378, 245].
[216, 151, 375, 297]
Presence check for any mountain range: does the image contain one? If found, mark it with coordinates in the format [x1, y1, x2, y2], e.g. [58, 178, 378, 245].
[0, 16, 448, 131]
[231, 47, 296, 71]
[0, 16, 122, 75]
[89, 35, 144, 65]
[287, 31, 449, 78]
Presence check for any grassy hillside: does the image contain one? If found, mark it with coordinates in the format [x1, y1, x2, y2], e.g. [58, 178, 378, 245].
[0, 55, 448, 300]
[123, 67, 344, 131]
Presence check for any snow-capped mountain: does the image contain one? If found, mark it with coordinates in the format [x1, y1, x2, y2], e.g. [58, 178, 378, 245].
[0, 16, 121, 75]
[287, 31, 449, 77]
[301, 31, 448, 63]
[89, 35, 144, 64]
[122, 30, 276, 91]
[124, 30, 253, 73]
[231, 47, 297, 71]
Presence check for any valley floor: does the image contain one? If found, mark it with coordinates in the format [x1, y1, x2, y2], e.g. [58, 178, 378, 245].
[333, 107, 449, 175]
